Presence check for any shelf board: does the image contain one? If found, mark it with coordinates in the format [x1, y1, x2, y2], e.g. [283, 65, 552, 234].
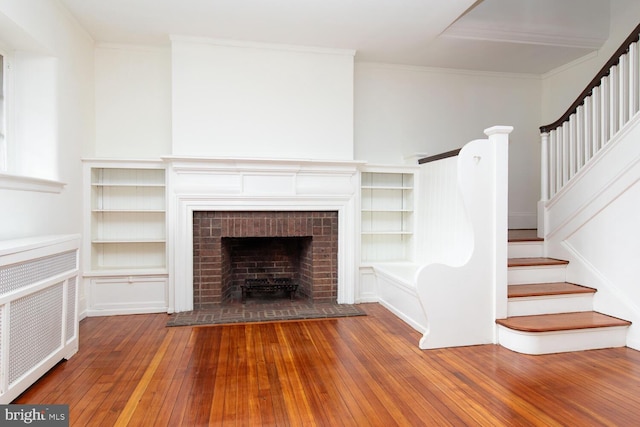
[92, 239, 166, 244]
[92, 183, 165, 187]
[84, 267, 168, 277]
[361, 231, 413, 235]
[361, 209, 413, 212]
[361, 186, 413, 190]
[92, 209, 166, 213]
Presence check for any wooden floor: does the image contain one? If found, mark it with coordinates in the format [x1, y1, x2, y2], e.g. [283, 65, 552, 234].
[15, 304, 640, 426]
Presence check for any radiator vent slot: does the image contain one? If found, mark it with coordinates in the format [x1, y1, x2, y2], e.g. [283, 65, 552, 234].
[66, 277, 77, 342]
[8, 283, 64, 386]
[0, 250, 77, 295]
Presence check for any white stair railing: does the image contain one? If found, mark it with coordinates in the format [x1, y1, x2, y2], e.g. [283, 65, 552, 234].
[539, 24, 640, 235]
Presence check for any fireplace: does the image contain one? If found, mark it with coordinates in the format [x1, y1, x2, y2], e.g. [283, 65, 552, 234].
[193, 211, 338, 309]
[165, 156, 360, 313]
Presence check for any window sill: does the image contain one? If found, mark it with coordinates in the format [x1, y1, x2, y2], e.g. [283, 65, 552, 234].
[0, 172, 66, 193]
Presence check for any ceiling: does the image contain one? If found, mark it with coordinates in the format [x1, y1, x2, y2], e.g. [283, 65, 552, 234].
[58, 0, 611, 74]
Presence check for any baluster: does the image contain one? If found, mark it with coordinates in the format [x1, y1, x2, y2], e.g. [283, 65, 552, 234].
[540, 132, 550, 201]
[584, 95, 593, 162]
[619, 53, 629, 127]
[600, 75, 610, 148]
[568, 113, 577, 178]
[592, 86, 601, 156]
[561, 122, 570, 186]
[576, 105, 585, 171]
[549, 130, 557, 197]
[630, 40, 639, 116]
[609, 65, 619, 137]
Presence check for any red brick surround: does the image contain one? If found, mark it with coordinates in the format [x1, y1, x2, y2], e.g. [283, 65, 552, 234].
[193, 211, 338, 309]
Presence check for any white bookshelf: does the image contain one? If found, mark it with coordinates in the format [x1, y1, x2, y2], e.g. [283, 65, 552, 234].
[360, 168, 416, 262]
[83, 161, 168, 316]
[89, 167, 166, 272]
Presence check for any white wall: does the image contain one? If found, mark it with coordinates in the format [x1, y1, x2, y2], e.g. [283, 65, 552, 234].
[0, 0, 94, 240]
[541, 0, 640, 124]
[94, 45, 172, 158]
[354, 63, 541, 228]
[568, 182, 640, 312]
[171, 38, 355, 160]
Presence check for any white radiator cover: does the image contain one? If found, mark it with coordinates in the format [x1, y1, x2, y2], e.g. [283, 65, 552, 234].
[0, 235, 80, 403]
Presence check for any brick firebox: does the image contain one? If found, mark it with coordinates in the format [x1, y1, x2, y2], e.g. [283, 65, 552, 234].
[193, 211, 338, 309]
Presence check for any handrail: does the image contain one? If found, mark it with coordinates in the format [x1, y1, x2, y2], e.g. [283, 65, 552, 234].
[418, 148, 461, 164]
[540, 22, 640, 133]
[537, 21, 640, 235]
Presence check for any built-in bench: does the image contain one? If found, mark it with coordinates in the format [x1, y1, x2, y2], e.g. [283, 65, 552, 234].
[241, 278, 298, 303]
[371, 262, 428, 334]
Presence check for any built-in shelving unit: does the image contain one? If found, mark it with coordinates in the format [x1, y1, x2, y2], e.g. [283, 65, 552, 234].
[90, 166, 166, 272]
[360, 167, 416, 262]
[83, 160, 168, 316]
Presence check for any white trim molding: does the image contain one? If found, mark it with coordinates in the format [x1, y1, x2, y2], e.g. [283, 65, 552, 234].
[0, 172, 66, 193]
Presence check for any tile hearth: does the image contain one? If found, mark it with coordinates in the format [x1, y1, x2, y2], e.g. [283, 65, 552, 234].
[166, 297, 365, 327]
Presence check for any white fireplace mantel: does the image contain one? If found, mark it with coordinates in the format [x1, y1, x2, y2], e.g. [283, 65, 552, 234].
[163, 156, 365, 312]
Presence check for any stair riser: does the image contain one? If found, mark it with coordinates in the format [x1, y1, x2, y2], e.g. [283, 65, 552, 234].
[508, 242, 544, 258]
[497, 325, 628, 355]
[508, 265, 567, 284]
[508, 294, 593, 317]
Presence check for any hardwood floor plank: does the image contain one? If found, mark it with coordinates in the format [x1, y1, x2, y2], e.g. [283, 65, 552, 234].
[126, 326, 192, 426]
[114, 328, 177, 426]
[13, 304, 640, 426]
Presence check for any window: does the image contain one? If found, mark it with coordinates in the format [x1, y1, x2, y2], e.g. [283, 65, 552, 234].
[0, 17, 65, 193]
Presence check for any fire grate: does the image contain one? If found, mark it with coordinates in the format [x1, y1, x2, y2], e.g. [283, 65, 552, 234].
[241, 278, 298, 303]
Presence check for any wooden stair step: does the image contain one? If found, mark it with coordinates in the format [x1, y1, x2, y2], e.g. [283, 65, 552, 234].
[496, 311, 631, 333]
[508, 282, 596, 298]
[508, 257, 569, 267]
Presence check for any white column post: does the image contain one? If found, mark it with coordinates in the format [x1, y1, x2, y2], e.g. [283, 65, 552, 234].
[538, 131, 549, 238]
[484, 125, 512, 327]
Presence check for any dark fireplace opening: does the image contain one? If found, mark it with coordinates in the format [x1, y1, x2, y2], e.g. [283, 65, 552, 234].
[221, 236, 313, 303]
[193, 211, 338, 309]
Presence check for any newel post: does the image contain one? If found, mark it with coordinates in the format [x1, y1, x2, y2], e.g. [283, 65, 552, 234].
[484, 125, 513, 324]
[538, 131, 550, 238]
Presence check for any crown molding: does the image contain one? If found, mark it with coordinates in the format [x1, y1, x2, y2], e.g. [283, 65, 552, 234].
[169, 35, 356, 57]
[441, 25, 605, 50]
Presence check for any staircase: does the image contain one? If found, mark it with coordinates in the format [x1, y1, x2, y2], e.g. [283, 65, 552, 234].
[496, 230, 631, 355]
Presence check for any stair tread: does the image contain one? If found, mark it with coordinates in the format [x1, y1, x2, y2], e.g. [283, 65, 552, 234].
[496, 311, 631, 333]
[508, 282, 596, 298]
[508, 229, 543, 242]
[508, 257, 569, 267]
